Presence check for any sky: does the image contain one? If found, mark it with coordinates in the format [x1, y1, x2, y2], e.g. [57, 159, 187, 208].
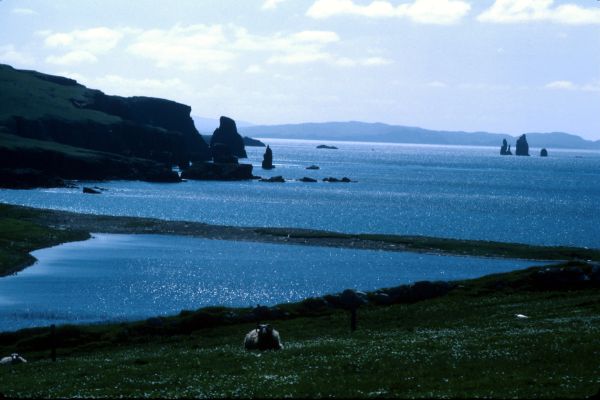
[0, 0, 599, 139]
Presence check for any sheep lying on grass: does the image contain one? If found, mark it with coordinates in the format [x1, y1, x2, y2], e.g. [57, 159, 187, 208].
[0, 353, 27, 365]
[244, 324, 283, 351]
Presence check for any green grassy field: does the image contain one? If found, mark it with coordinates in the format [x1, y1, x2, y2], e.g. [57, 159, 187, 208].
[0, 275, 598, 398]
[0, 63, 119, 124]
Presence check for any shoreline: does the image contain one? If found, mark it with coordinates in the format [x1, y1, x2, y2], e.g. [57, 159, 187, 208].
[1, 202, 599, 277]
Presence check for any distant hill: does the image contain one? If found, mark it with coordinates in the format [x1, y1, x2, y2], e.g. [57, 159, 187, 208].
[240, 122, 600, 150]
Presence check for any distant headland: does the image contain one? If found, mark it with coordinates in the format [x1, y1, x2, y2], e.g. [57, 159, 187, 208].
[240, 121, 600, 150]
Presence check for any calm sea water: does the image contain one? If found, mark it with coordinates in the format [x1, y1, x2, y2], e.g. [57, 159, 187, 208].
[0, 234, 539, 332]
[0, 139, 598, 247]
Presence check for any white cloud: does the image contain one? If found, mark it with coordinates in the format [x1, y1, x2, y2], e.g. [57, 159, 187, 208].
[245, 64, 264, 74]
[306, 0, 471, 24]
[545, 80, 576, 90]
[127, 24, 233, 72]
[43, 27, 124, 54]
[545, 80, 600, 92]
[12, 8, 37, 15]
[478, 0, 600, 24]
[262, 0, 287, 10]
[0, 45, 35, 65]
[41, 24, 388, 71]
[45, 51, 98, 65]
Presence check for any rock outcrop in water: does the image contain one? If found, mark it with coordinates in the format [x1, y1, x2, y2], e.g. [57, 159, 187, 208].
[500, 139, 513, 155]
[210, 116, 247, 159]
[540, 148, 548, 157]
[181, 162, 253, 181]
[259, 175, 285, 183]
[211, 143, 239, 164]
[516, 134, 530, 156]
[262, 145, 274, 170]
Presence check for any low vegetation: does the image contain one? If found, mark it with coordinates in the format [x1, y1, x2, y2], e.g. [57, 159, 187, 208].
[0, 264, 599, 398]
[254, 228, 600, 261]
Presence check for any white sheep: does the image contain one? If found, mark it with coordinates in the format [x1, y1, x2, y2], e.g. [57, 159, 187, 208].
[0, 353, 27, 365]
[244, 324, 283, 351]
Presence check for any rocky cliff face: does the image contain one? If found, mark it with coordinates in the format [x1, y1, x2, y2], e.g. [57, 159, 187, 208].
[210, 116, 247, 159]
[0, 64, 211, 166]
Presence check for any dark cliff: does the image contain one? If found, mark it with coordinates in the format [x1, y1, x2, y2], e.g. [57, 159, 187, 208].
[0, 64, 211, 166]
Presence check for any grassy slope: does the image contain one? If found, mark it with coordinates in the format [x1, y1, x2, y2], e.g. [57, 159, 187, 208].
[0, 277, 598, 398]
[0, 64, 118, 124]
[0, 205, 89, 276]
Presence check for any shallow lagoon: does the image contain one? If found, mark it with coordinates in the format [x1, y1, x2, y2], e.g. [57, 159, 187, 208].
[0, 140, 598, 247]
[0, 234, 540, 332]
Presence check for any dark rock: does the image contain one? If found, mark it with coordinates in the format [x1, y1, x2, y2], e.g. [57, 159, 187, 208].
[181, 162, 253, 181]
[323, 177, 353, 183]
[259, 175, 285, 183]
[516, 134, 530, 156]
[83, 187, 101, 194]
[306, 165, 320, 170]
[262, 145, 274, 170]
[243, 136, 266, 147]
[317, 145, 338, 150]
[540, 148, 548, 157]
[298, 177, 317, 183]
[211, 143, 238, 164]
[500, 139, 512, 155]
[210, 116, 247, 159]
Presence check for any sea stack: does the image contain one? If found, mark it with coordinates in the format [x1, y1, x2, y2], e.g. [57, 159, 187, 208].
[500, 139, 511, 155]
[500, 139, 508, 156]
[540, 148, 548, 157]
[262, 145, 274, 170]
[516, 134, 530, 156]
[210, 116, 247, 159]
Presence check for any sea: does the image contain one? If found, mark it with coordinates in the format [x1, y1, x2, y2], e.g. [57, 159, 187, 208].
[1, 139, 599, 247]
[0, 139, 598, 331]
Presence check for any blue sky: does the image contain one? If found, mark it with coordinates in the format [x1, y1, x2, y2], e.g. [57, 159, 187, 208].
[1, 0, 599, 139]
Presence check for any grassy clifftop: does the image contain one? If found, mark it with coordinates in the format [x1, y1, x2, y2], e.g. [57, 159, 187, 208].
[0, 63, 211, 171]
[0, 64, 118, 124]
